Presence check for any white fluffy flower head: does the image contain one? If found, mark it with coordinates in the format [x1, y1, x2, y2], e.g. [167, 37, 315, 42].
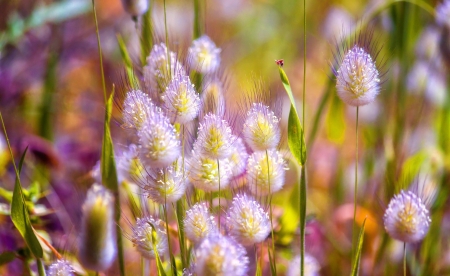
[47, 259, 75, 276]
[243, 103, 281, 151]
[287, 254, 320, 276]
[193, 113, 235, 159]
[383, 190, 431, 243]
[335, 45, 380, 106]
[162, 73, 200, 124]
[143, 165, 186, 204]
[188, 152, 232, 192]
[226, 194, 270, 245]
[184, 202, 217, 244]
[138, 111, 181, 168]
[189, 35, 221, 74]
[132, 216, 168, 259]
[228, 137, 248, 178]
[122, 90, 156, 130]
[193, 234, 249, 276]
[246, 149, 287, 196]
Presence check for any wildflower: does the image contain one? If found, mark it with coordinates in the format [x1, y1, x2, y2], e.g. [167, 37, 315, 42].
[383, 190, 431, 243]
[199, 79, 226, 121]
[243, 103, 281, 151]
[143, 43, 185, 98]
[188, 35, 221, 74]
[286, 254, 320, 276]
[436, 0, 450, 29]
[226, 193, 270, 245]
[47, 259, 75, 276]
[334, 45, 381, 106]
[132, 216, 168, 259]
[143, 165, 186, 204]
[188, 151, 232, 192]
[246, 149, 287, 196]
[184, 202, 217, 244]
[193, 113, 235, 159]
[138, 111, 181, 168]
[122, 90, 156, 130]
[161, 72, 200, 124]
[228, 137, 248, 178]
[121, 0, 148, 17]
[193, 234, 249, 276]
[78, 184, 116, 271]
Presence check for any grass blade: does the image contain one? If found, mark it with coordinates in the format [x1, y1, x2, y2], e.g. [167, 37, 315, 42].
[117, 34, 138, 89]
[140, 3, 152, 65]
[278, 66, 306, 165]
[351, 218, 367, 276]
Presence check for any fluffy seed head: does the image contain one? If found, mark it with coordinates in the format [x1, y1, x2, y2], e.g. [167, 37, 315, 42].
[47, 259, 75, 276]
[78, 184, 116, 271]
[121, 0, 148, 17]
[188, 152, 232, 192]
[437, 0, 450, 29]
[228, 137, 248, 178]
[143, 165, 187, 204]
[193, 113, 235, 159]
[226, 194, 270, 245]
[383, 190, 431, 243]
[132, 216, 168, 259]
[138, 111, 181, 168]
[335, 45, 380, 106]
[188, 35, 221, 74]
[144, 43, 185, 98]
[193, 234, 249, 276]
[243, 103, 281, 151]
[184, 202, 217, 244]
[162, 73, 200, 124]
[246, 149, 287, 196]
[286, 254, 320, 276]
[122, 90, 156, 130]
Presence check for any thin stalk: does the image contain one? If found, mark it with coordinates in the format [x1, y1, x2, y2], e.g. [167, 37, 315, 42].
[300, 0, 307, 274]
[163, 172, 177, 275]
[217, 159, 221, 231]
[91, 0, 106, 103]
[265, 150, 276, 275]
[37, 258, 45, 276]
[403, 243, 407, 276]
[193, 0, 201, 39]
[352, 106, 360, 264]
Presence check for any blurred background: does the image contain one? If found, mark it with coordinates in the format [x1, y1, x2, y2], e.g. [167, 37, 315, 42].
[0, 0, 449, 275]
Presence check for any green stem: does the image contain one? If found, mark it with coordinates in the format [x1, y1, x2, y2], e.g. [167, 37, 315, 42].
[163, 0, 171, 76]
[91, 0, 107, 103]
[163, 172, 177, 275]
[217, 159, 221, 232]
[37, 258, 45, 276]
[265, 150, 276, 275]
[404, 243, 407, 276]
[301, 0, 306, 274]
[193, 0, 201, 39]
[352, 106, 359, 265]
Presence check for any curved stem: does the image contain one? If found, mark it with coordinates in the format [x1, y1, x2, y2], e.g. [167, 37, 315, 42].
[265, 150, 276, 275]
[403, 243, 407, 276]
[352, 106, 360, 265]
[217, 159, 221, 232]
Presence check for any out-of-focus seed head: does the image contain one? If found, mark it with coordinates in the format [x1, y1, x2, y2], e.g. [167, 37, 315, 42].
[246, 149, 287, 196]
[199, 79, 226, 121]
[228, 137, 248, 178]
[226, 194, 270, 245]
[334, 45, 381, 106]
[437, 0, 450, 29]
[188, 151, 232, 192]
[184, 202, 217, 244]
[121, 0, 148, 17]
[78, 184, 116, 272]
[161, 72, 200, 124]
[47, 259, 75, 276]
[138, 111, 181, 168]
[188, 35, 221, 74]
[286, 254, 320, 276]
[383, 190, 431, 243]
[143, 165, 186, 204]
[243, 103, 280, 151]
[122, 90, 156, 130]
[193, 234, 249, 276]
[132, 216, 168, 259]
[193, 113, 235, 159]
[144, 43, 185, 99]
